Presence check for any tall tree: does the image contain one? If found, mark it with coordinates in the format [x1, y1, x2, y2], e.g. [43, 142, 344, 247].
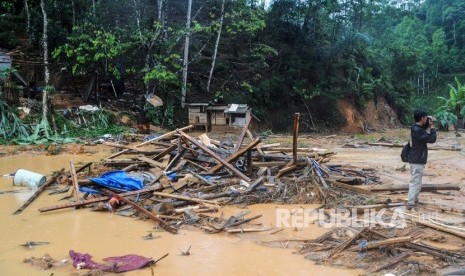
[206, 0, 225, 94]
[181, 0, 192, 107]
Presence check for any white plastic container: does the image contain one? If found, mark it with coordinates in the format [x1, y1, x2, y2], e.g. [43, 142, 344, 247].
[13, 169, 46, 187]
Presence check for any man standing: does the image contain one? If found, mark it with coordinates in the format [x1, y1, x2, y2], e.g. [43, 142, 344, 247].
[407, 110, 437, 210]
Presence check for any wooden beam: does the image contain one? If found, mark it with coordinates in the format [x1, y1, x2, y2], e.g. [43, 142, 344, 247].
[152, 144, 177, 161]
[292, 113, 300, 163]
[208, 137, 261, 173]
[369, 183, 460, 192]
[233, 113, 252, 153]
[107, 125, 193, 159]
[153, 192, 219, 205]
[177, 130, 251, 182]
[363, 236, 413, 250]
[13, 176, 58, 215]
[137, 156, 166, 169]
[69, 161, 80, 201]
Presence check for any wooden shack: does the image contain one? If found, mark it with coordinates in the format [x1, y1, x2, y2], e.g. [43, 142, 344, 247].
[187, 103, 209, 131]
[188, 103, 255, 132]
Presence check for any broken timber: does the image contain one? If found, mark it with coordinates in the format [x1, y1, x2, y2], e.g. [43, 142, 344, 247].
[107, 125, 193, 159]
[13, 163, 93, 215]
[69, 161, 80, 201]
[208, 137, 261, 173]
[39, 185, 161, 212]
[103, 189, 177, 234]
[177, 130, 251, 182]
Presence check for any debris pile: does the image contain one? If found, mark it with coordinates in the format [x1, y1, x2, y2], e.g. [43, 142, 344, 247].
[13, 114, 465, 274]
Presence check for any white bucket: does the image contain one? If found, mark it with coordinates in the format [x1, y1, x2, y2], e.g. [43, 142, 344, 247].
[13, 169, 46, 187]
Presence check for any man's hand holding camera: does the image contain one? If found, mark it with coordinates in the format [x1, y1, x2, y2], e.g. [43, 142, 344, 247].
[426, 116, 435, 129]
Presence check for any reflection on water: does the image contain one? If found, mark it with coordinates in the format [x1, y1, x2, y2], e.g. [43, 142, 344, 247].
[0, 147, 359, 275]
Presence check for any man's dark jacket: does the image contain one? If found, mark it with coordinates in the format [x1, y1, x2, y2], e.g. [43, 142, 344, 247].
[408, 124, 437, 164]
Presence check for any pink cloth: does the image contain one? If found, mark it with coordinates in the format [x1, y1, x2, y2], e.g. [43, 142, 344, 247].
[69, 250, 153, 273]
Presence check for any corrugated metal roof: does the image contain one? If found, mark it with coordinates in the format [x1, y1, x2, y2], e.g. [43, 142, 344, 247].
[206, 105, 228, 111]
[224, 104, 249, 114]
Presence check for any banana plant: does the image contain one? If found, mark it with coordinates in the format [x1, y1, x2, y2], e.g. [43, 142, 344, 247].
[436, 77, 465, 128]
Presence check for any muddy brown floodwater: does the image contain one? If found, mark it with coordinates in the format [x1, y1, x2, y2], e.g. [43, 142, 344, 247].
[0, 146, 360, 275]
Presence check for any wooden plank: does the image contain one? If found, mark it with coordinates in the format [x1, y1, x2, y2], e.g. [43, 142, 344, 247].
[233, 114, 252, 153]
[330, 180, 372, 195]
[363, 236, 413, 250]
[107, 125, 193, 159]
[137, 156, 166, 169]
[153, 192, 219, 205]
[252, 161, 287, 167]
[293, 113, 300, 163]
[69, 161, 80, 201]
[208, 137, 261, 173]
[153, 145, 177, 161]
[39, 186, 161, 212]
[227, 228, 272, 233]
[369, 183, 460, 192]
[177, 130, 251, 182]
[227, 214, 262, 228]
[275, 164, 298, 178]
[164, 148, 186, 172]
[13, 163, 92, 214]
[13, 176, 58, 215]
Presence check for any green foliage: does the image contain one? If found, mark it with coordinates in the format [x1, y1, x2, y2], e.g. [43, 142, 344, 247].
[0, 99, 30, 141]
[56, 110, 126, 138]
[52, 25, 128, 78]
[437, 77, 465, 121]
[435, 110, 457, 130]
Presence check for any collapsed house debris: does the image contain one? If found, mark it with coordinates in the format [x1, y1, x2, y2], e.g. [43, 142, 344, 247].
[12, 113, 465, 274]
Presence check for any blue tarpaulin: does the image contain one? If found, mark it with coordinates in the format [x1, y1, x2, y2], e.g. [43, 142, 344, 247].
[88, 171, 143, 192]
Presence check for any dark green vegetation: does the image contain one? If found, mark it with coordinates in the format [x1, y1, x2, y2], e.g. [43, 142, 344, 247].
[1, 0, 465, 132]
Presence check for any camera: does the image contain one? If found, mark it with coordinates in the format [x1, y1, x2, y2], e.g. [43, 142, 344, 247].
[425, 116, 435, 128]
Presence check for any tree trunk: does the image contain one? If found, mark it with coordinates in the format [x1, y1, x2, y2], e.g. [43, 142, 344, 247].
[40, 0, 49, 120]
[181, 0, 192, 108]
[92, 0, 96, 16]
[206, 0, 225, 94]
[24, 0, 31, 39]
[157, 0, 163, 23]
[72, 0, 76, 27]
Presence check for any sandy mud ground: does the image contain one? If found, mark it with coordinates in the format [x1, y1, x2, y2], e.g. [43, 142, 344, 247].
[0, 129, 463, 275]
